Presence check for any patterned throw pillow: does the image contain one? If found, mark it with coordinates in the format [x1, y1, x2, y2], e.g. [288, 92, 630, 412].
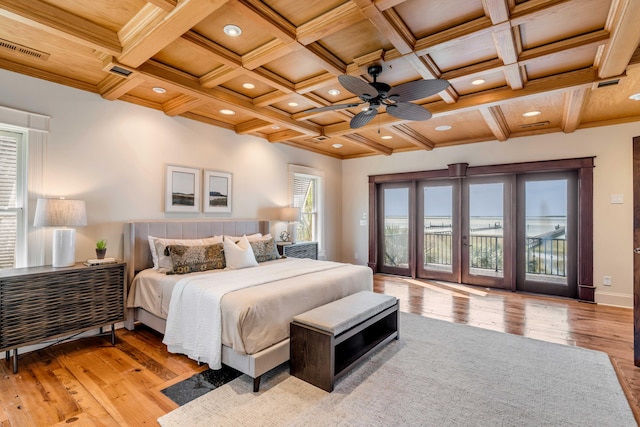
[250, 237, 280, 263]
[165, 243, 225, 274]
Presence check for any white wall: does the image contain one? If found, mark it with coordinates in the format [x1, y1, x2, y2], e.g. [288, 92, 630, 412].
[0, 69, 343, 263]
[342, 123, 639, 307]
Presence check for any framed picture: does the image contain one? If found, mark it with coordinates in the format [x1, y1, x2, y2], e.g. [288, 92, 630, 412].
[203, 170, 232, 213]
[165, 165, 201, 213]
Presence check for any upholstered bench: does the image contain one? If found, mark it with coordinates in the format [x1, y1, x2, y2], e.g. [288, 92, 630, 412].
[289, 291, 399, 392]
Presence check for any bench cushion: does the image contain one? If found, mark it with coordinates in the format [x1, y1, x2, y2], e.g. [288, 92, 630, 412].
[292, 291, 397, 335]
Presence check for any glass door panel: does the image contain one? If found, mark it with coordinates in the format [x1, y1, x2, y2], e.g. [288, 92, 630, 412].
[462, 179, 508, 288]
[418, 182, 457, 281]
[517, 173, 577, 297]
[378, 184, 412, 276]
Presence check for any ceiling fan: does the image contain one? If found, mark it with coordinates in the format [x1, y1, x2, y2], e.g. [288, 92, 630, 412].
[303, 65, 450, 129]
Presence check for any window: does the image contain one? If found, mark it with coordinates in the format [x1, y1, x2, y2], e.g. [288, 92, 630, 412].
[289, 165, 324, 248]
[0, 129, 26, 269]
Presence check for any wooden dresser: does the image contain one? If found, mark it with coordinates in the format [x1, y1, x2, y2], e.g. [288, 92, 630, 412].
[0, 262, 126, 373]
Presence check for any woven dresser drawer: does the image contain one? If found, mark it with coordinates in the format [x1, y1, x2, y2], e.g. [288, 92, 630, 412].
[0, 263, 125, 354]
[278, 242, 318, 260]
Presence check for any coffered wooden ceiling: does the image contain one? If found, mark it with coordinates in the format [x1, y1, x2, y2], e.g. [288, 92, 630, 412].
[1, 0, 640, 159]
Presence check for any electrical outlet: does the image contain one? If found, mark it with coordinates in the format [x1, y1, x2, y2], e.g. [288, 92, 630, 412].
[603, 276, 612, 286]
[359, 219, 367, 226]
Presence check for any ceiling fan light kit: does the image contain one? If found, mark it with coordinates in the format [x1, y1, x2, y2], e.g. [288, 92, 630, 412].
[303, 64, 449, 129]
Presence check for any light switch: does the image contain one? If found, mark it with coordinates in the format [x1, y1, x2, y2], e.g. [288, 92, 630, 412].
[610, 194, 624, 204]
[360, 219, 367, 226]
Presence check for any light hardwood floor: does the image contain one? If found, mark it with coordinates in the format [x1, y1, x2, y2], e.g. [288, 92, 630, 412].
[1, 275, 638, 426]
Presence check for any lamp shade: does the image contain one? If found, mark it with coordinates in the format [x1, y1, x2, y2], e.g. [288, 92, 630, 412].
[34, 198, 87, 227]
[280, 207, 300, 222]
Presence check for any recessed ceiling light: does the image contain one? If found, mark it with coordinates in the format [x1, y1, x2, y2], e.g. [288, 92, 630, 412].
[152, 87, 166, 94]
[381, 135, 392, 140]
[332, 143, 343, 149]
[242, 83, 255, 89]
[223, 24, 242, 37]
[288, 102, 299, 107]
[629, 93, 640, 101]
[328, 89, 341, 96]
[471, 79, 485, 85]
[271, 125, 281, 130]
[435, 125, 452, 131]
[522, 111, 541, 117]
[220, 109, 235, 115]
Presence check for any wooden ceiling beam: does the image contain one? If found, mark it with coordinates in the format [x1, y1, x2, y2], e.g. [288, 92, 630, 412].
[235, 118, 273, 134]
[146, 0, 177, 12]
[518, 29, 610, 65]
[0, 0, 121, 55]
[268, 129, 304, 142]
[242, 40, 299, 70]
[482, 0, 511, 24]
[358, 4, 414, 55]
[295, 73, 339, 94]
[117, 0, 231, 68]
[181, 31, 242, 68]
[387, 124, 435, 150]
[0, 56, 97, 93]
[136, 60, 320, 135]
[341, 134, 393, 155]
[296, 2, 364, 45]
[414, 17, 493, 55]
[597, 0, 640, 78]
[300, 43, 348, 75]
[200, 66, 245, 89]
[98, 74, 144, 100]
[180, 111, 235, 131]
[163, 94, 207, 116]
[479, 106, 510, 141]
[253, 91, 291, 108]
[251, 67, 295, 93]
[233, 0, 296, 42]
[561, 87, 589, 133]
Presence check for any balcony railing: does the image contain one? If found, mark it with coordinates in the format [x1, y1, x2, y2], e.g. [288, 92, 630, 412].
[385, 229, 566, 278]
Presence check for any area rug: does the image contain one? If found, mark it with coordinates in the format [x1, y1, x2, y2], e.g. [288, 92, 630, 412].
[158, 312, 636, 426]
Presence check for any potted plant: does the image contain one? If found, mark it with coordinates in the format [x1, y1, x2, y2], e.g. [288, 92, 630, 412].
[95, 239, 107, 259]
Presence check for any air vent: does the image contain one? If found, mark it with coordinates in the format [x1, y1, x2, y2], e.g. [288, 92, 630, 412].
[109, 66, 132, 77]
[520, 121, 550, 129]
[597, 79, 620, 88]
[313, 135, 330, 141]
[0, 38, 49, 61]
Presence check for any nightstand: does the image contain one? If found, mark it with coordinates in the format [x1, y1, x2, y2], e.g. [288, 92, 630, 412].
[277, 241, 318, 260]
[0, 262, 126, 373]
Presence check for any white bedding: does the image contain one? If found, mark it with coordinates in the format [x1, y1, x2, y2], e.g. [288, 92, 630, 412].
[128, 258, 373, 369]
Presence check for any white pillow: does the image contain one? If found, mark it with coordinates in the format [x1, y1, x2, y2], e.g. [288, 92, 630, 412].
[223, 233, 262, 243]
[224, 235, 259, 269]
[149, 236, 223, 271]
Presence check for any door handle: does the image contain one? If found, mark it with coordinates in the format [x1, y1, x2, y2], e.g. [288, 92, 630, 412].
[634, 247, 640, 254]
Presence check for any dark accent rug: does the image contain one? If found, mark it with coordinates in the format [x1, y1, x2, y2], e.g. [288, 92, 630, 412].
[161, 364, 243, 406]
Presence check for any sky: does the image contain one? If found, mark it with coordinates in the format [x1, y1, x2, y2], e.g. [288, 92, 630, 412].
[384, 179, 568, 217]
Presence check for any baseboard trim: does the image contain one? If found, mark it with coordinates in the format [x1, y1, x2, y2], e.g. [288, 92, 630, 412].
[595, 291, 632, 308]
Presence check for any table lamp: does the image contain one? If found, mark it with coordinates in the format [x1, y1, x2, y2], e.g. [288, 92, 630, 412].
[34, 198, 87, 267]
[280, 207, 300, 242]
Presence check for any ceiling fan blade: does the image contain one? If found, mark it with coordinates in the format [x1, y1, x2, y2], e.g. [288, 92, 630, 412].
[388, 79, 450, 102]
[303, 102, 362, 113]
[386, 102, 432, 121]
[350, 109, 378, 128]
[338, 75, 377, 100]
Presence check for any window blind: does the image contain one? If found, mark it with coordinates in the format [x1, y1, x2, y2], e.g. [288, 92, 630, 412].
[0, 134, 18, 269]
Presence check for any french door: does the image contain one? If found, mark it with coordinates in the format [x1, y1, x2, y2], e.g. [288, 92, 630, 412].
[376, 163, 584, 298]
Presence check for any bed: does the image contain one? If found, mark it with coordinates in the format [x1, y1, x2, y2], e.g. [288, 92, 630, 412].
[123, 219, 373, 391]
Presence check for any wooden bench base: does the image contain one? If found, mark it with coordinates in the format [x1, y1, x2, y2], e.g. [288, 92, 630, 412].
[290, 297, 399, 392]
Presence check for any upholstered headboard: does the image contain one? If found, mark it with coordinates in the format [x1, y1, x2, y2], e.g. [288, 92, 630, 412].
[124, 219, 270, 285]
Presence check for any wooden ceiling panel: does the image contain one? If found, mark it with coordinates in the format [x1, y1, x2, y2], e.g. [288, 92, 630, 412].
[43, 0, 146, 31]
[317, 20, 392, 64]
[394, 0, 485, 39]
[500, 93, 564, 134]
[582, 66, 640, 124]
[428, 31, 497, 71]
[153, 37, 224, 77]
[219, 74, 276, 98]
[262, 0, 346, 27]
[192, 4, 275, 56]
[191, 102, 257, 124]
[517, 0, 611, 50]
[409, 110, 493, 141]
[262, 50, 327, 83]
[523, 45, 599, 80]
[1, 0, 640, 158]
